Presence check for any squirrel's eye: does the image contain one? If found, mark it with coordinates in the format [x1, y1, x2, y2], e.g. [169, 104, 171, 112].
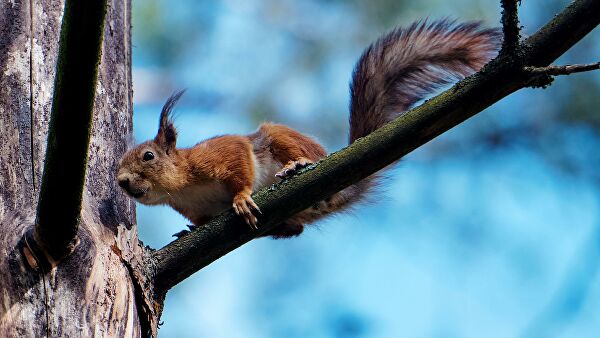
[142, 151, 155, 161]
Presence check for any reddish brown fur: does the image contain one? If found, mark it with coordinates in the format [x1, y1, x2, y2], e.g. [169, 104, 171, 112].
[249, 123, 327, 237]
[254, 123, 327, 164]
[182, 136, 255, 192]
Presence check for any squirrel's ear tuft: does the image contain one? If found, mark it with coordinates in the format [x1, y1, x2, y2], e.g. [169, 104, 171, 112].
[155, 90, 185, 154]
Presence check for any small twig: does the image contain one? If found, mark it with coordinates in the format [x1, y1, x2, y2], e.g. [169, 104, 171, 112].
[525, 62, 600, 76]
[500, 0, 521, 54]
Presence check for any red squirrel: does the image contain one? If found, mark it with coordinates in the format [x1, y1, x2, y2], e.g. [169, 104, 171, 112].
[117, 20, 500, 238]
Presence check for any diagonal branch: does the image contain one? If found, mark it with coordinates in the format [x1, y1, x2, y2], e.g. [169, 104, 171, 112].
[150, 0, 600, 295]
[24, 0, 108, 268]
[500, 0, 521, 54]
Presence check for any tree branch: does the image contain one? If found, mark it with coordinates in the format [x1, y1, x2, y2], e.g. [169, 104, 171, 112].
[150, 0, 600, 294]
[525, 62, 600, 76]
[500, 0, 521, 54]
[26, 0, 108, 267]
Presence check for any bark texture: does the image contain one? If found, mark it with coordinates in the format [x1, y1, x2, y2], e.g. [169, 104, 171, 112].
[0, 0, 147, 336]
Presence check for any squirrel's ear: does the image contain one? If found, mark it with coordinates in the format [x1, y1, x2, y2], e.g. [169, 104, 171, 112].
[155, 90, 185, 154]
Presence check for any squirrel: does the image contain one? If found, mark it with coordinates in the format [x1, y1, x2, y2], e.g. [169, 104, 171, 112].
[117, 19, 501, 238]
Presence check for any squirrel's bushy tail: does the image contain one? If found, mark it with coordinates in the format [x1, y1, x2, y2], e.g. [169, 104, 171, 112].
[349, 19, 501, 142]
[289, 20, 500, 228]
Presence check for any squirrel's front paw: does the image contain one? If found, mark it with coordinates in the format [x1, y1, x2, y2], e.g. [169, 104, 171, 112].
[275, 157, 313, 179]
[233, 192, 261, 229]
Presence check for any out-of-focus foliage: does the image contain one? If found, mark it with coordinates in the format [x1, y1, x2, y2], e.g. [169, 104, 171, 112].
[132, 0, 214, 67]
[131, 0, 600, 337]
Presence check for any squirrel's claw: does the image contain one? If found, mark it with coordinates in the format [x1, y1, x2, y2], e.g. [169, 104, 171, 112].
[172, 224, 200, 238]
[275, 158, 313, 179]
[233, 192, 260, 229]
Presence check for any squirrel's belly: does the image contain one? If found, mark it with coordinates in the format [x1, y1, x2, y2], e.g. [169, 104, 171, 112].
[252, 152, 281, 190]
[170, 181, 232, 219]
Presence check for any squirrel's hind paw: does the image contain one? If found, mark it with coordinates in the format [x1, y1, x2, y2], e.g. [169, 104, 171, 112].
[275, 158, 313, 179]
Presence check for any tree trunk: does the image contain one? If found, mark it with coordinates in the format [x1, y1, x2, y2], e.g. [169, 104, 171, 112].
[0, 0, 146, 336]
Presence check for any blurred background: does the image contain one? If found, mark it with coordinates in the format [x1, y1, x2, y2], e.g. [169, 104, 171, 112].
[130, 0, 600, 337]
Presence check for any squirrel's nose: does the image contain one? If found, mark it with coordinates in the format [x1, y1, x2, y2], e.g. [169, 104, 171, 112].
[118, 178, 130, 190]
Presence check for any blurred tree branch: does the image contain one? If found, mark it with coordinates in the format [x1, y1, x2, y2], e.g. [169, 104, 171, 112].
[25, 0, 107, 268]
[149, 0, 600, 305]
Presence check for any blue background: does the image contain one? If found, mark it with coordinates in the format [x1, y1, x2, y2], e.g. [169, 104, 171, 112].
[130, 1, 600, 337]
